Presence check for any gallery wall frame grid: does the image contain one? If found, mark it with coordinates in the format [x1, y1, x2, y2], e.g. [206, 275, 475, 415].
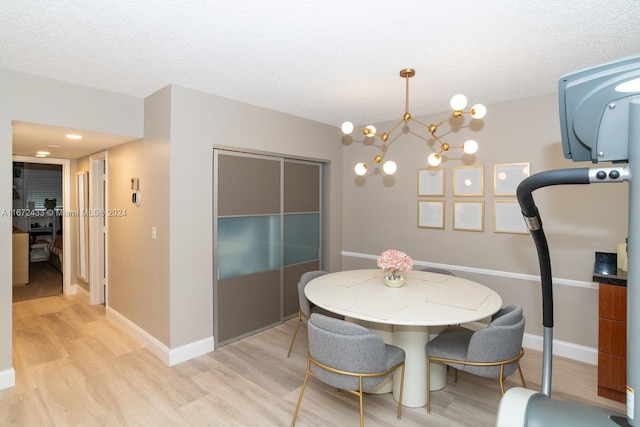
[494, 200, 529, 234]
[418, 200, 445, 229]
[453, 165, 484, 196]
[494, 162, 530, 196]
[418, 168, 445, 196]
[453, 200, 484, 232]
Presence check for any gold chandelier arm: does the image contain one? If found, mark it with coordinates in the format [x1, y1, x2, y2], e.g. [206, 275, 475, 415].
[409, 117, 431, 130]
[366, 146, 386, 166]
[384, 118, 409, 139]
[430, 133, 449, 152]
[430, 113, 456, 130]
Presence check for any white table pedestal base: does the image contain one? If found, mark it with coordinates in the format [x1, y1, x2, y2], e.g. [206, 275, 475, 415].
[392, 325, 447, 407]
[348, 319, 449, 407]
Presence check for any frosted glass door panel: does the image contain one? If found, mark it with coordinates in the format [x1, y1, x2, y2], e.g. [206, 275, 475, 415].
[283, 213, 319, 265]
[218, 215, 280, 280]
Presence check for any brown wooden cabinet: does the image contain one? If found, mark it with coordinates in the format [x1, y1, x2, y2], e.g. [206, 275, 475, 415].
[598, 283, 627, 402]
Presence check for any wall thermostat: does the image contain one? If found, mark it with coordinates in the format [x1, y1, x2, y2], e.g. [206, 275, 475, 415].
[132, 191, 140, 206]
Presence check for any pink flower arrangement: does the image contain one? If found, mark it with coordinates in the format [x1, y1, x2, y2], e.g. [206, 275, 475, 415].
[377, 249, 413, 276]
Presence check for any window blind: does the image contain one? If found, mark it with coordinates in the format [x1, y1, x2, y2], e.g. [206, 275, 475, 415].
[24, 166, 62, 209]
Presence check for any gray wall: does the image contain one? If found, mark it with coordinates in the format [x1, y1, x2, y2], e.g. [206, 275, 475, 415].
[67, 84, 344, 354]
[106, 86, 171, 345]
[2, 66, 617, 386]
[342, 93, 628, 351]
[166, 85, 344, 347]
[2, 73, 344, 386]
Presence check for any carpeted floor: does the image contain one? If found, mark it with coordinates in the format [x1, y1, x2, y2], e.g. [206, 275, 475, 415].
[12, 262, 63, 303]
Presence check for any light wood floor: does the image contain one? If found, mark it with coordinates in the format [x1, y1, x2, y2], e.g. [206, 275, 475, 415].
[1, 294, 626, 426]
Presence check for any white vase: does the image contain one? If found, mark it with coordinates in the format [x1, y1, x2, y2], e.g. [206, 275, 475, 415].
[384, 274, 405, 288]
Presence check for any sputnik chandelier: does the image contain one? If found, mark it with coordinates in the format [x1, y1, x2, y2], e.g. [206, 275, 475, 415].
[341, 68, 487, 176]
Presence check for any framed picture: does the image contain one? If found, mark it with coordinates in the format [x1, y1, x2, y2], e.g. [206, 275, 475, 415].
[453, 201, 484, 231]
[494, 162, 530, 196]
[418, 168, 444, 196]
[418, 200, 445, 229]
[453, 165, 484, 196]
[494, 201, 528, 234]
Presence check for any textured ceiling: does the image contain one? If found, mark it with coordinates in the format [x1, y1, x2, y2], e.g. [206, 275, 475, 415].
[2, 1, 640, 157]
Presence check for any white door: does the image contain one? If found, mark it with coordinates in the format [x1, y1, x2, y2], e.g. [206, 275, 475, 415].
[89, 153, 107, 305]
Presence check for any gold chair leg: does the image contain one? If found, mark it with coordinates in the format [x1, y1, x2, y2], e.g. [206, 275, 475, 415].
[397, 363, 405, 419]
[358, 377, 364, 427]
[426, 358, 431, 413]
[499, 364, 505, 394]
[287, 311, 303, 358]
[291, 361, 311, 426]
[518, 364, 526, 388]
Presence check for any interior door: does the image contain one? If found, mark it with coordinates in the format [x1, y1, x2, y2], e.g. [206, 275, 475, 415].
[89, 153, 107, 305]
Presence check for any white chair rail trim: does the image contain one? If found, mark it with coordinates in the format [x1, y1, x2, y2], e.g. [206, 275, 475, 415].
[343, 251, 599, 366]
[342, 251, 597, 290]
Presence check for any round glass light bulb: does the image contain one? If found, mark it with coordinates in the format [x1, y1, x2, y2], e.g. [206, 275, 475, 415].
[354, 163, 368, 176]
[470, 104, 487, 119]
[463, 139, 479, 154]
[427, 153, 442, 166]
[450, 94, 468, 110]
[341, 121, 354, 134]
[364, 125, 376, 137]
[382, 160, 397, 175]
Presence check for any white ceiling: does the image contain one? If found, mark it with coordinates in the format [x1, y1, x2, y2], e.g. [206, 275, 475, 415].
[11, 122, 137, 160]
[3, 0, 640, 159]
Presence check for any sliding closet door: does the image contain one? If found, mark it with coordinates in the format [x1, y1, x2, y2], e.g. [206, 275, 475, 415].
[283, 161, 321, 317]
[215, 152, 282, 345]
[214, 151, 322, 346]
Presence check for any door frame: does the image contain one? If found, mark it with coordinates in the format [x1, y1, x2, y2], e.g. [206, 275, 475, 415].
[89, 152, 108, 305]
[12, 155, 72, 295]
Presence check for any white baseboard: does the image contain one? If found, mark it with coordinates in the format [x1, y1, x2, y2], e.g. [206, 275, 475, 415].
[522, 332, 597, 365]
[168, 337, 215, 366]
[106, 307, 214, 366]
[0, 368, 15, 391]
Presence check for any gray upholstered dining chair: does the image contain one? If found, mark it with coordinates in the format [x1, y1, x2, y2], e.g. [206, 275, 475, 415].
[425, 304, 526, 413]
[287, 270, 343, 357]
[291, 314, 406, 427]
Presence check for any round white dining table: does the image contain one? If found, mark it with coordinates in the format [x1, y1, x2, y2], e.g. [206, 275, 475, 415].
[304, 268, 502, 408]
